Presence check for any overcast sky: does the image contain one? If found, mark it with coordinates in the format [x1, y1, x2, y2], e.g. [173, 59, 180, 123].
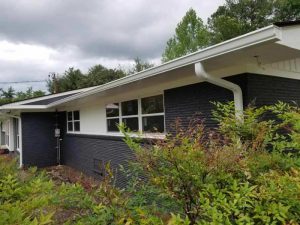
[0, 0, 224, 92]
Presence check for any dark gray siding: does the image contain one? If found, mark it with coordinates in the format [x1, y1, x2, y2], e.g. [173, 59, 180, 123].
[61, 134, 135, 187]
[247, 74, 300, 106]
[22, 112, 58, 167]
[164, 74, 248, 131]
[164, 74, 300, 131]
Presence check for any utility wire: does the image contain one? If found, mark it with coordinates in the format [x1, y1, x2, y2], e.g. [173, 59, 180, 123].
[0, 80, 46, 84]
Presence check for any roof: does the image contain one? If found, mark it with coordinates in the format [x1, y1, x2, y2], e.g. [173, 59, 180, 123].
[0, 86, 96, 110]
[1, 21, 300, 111]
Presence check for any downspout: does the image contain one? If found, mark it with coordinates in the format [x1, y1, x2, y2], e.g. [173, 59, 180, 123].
[194, 62, 244, 121]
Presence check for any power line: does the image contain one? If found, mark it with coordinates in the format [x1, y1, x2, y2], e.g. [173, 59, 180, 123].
[0, 80, 46, 84]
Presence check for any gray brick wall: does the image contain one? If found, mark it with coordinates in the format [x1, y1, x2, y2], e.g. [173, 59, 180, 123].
[61, 133, 136, 187]
[164, 74, 248, 131]
[21, 112, 58, 167]
[164, 73, 300, 132]
[247, 74, 300, 106]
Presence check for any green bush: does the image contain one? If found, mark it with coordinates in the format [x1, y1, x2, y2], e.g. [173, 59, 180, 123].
[121, 101, 300, 224]
[0, 101, 299, 224]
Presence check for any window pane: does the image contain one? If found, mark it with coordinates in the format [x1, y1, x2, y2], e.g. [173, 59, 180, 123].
[121, 100, 138, 116]
[74, 121, 80, 131]
[68, 122, 73, 131]
[74, 111, 80, 120]
[142, 115, 165, 133]
[106, 103, 119, 117]
[142, 95, 164, 114]
[107, 118, 119, 132]
[122, 117, 138, 132]
[67, 112, 73, 121]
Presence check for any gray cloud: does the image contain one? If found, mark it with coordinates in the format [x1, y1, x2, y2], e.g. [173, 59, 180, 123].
[0, 0, 224, 92]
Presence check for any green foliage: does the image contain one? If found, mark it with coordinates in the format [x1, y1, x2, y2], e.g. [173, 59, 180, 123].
[208, 0, 300, 44]
[0, 86, 45, 106]
[47, 64, 126, 93]
[162, 0, 300, 61]
[162, 8, 210, 62]
[128, 57, 154, 74]
[1, 102, 299, 224]
[122, 102, 300, 224]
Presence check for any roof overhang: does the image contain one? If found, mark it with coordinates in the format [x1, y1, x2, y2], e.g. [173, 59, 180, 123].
[1, 23, 300, 111]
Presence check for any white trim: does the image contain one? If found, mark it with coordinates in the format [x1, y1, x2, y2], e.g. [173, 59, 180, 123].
[46, 25, 281, 108]
[67, 131, 166, 140]
[106, 94, 165, 133]
[66, 110, 81, 133]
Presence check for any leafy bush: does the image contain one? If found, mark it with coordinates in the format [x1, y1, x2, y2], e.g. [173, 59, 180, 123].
[1, 101, 299, 224]
[121, 101, 300, 224]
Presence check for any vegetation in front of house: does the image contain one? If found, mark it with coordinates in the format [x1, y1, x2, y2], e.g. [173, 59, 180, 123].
[0, 102, 300, 224]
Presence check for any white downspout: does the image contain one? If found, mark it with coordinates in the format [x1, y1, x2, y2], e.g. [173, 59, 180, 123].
[194, 62, 244, 121]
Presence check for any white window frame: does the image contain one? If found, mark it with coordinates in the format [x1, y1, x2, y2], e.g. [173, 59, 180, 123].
[67, 110, 80, 133]
[16, 118, 20, 150]
[106, 94, 165, 134]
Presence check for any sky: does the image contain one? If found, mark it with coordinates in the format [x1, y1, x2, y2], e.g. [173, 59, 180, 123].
[0, 0, 224, 92]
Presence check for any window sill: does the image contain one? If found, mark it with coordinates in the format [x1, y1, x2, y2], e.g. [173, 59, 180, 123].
[66, 131, 166, 140]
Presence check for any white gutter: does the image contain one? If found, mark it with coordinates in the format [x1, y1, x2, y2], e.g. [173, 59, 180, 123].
[0, 25, 282, 111]
[47, 25, 281, 108]
[195, 62, 244, 121]
[0, 105, 47, 110]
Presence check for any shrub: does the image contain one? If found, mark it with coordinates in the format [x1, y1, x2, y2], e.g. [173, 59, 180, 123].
[121, 101, 300, 224]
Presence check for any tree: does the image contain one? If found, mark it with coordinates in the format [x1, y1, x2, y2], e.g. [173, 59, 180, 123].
[0, 86, 45, 106]
[47, 67, 86, 93]
[208, 0, 300, 44]
[1, 86, 15, 100]
[128, 57, 154, 74]
[162, 8, 210, 62]
[85, 64, 125, 87]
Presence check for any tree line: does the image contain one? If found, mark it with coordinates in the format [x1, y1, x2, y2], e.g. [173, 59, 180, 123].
[162, 0, 300, 61]
[1, 0, 298, 104]
[0, 87, 45, 106]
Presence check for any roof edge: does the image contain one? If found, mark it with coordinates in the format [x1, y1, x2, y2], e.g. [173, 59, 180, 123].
[48, 25, 281, 108]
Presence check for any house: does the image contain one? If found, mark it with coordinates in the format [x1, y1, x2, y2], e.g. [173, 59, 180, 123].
[0, 21, 300, 186]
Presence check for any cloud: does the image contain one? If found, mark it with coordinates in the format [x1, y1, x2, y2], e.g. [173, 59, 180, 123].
[0, 0, 224, 92]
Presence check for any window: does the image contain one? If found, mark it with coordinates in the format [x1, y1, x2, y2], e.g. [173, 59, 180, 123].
[67, 110, 80, 132]
[2, 120, 9, 145]
[106, 94, 165, 133]
[106, 103, 120, 132]
[121, 100, 138, 131]
[141, 95, 164, 133]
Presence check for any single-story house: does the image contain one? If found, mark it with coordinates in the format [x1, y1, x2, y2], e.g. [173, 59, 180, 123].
[1, 21, 300, 186]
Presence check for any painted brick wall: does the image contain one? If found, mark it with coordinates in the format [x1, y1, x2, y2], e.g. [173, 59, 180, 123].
[21, 112, 58, 167]
[164, 74, 248, 131]
[61, 134, 135, 187]
[247, 74, 300, 106]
